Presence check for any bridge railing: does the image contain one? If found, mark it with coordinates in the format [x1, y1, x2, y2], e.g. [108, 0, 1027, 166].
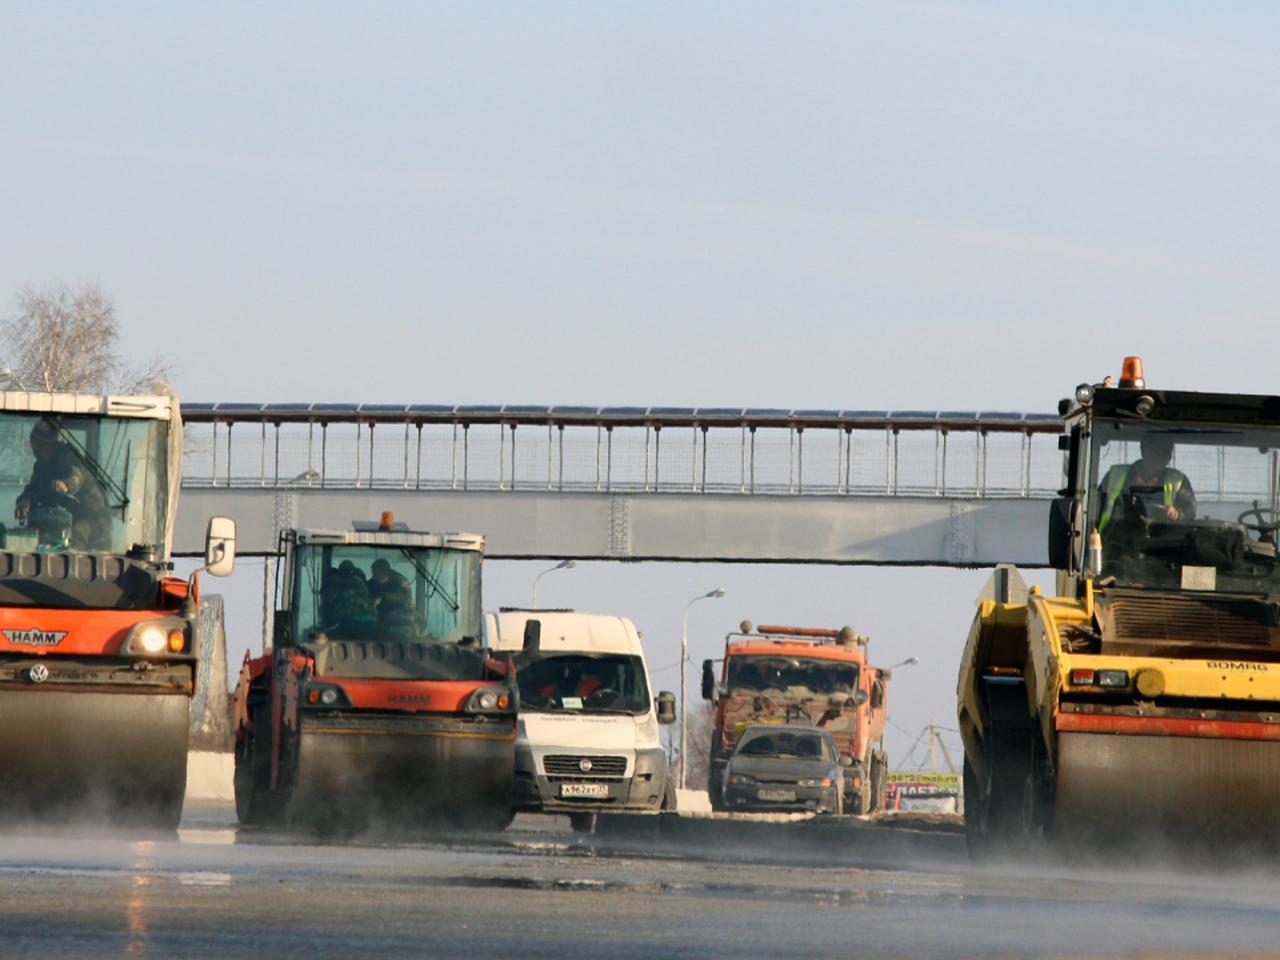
[179, 404, 1066, 499]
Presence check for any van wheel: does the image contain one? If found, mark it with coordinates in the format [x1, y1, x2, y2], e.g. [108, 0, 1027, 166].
[662, 776, 677, 812]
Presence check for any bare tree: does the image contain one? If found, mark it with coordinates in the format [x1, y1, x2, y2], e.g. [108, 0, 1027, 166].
[2, 282, 173, 394]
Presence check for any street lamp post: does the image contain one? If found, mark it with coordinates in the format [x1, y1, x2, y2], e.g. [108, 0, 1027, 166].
[680, 587, 725, 791]
[531, 559, 576, 607]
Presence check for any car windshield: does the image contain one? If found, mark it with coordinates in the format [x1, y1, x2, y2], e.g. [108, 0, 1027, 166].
[727, 655, 858, 695]
[515, 653, 651, 715]
[1088, 419, 1280, 596]
[737, 729, 831, 761]
[292, 542, 481, 644]
[0, 411, 168, 556]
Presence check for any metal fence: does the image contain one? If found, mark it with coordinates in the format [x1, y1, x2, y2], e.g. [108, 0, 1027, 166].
[180, 404, 1066, 499]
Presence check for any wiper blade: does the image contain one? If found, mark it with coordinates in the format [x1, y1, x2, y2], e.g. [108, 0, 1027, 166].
[397, 548, 459, 612]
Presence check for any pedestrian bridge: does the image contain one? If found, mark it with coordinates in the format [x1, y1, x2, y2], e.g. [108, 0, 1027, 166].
[173, 404, 1065, 567]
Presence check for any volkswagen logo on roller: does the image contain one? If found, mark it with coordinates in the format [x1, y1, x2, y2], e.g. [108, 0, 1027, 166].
[27, 663, 49, 684]
[579, 758, 593, 773]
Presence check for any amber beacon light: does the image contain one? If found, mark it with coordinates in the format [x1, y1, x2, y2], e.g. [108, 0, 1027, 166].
[1118, 356, 1145, 389]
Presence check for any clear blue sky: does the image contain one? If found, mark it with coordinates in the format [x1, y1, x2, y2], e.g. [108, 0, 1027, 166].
[5, 2, 1279, 767]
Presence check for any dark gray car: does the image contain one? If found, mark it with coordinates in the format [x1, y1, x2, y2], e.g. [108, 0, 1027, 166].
[721, 724, 845, 815]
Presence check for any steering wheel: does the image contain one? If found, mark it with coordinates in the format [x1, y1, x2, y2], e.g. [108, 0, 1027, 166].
[1238, 505, 1280, 537]
[30, 490, 80, 513]
[583, 687, 623, 708]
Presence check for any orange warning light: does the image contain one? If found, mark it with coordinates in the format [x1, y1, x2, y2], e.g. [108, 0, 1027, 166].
[380, 511, 395, 530]
[1118, 356, 1145, 389]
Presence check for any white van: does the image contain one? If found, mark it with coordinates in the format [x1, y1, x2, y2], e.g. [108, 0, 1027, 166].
[485, 609, 677, 828]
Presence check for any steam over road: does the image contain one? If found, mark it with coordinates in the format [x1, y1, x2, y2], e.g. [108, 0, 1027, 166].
[0, 806, 1275, 959]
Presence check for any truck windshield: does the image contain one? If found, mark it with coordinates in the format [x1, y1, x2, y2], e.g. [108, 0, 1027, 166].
[515, 653, 651, 715]
[292, 542, 482, 644]
[1089, 419, 1280, 596]
[727, 656, 858, 696]
[0, 411, 168, 556]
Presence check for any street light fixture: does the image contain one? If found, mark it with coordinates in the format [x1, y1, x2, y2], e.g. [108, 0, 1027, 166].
[679, 587, 726, 790]
[888, 656, 921, 670]
[531, 559, 577, 607]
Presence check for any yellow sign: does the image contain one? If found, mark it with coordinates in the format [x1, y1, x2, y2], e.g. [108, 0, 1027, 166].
[887, 772, 960, 787]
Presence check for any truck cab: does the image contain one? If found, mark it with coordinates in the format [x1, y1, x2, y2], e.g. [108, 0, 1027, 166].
[703, 622, 889, 814]
[486, 609, 676, 828]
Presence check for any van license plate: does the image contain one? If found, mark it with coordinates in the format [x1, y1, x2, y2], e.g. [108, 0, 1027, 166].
[561, 783, 609, 799]
[758, 788, 796, 802]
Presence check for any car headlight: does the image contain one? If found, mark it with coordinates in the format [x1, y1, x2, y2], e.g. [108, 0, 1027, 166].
[727, 772, 755, 785]
[798, 777, 834, 788]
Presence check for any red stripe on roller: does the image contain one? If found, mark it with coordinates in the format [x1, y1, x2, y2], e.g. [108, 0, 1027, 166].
[1057, 712, 1280, 741]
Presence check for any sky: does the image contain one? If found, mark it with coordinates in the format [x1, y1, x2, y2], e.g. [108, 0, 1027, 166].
[5, 2, 1280, 769]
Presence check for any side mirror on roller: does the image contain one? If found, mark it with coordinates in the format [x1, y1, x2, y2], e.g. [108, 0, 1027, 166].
[204, 516, 236, 577]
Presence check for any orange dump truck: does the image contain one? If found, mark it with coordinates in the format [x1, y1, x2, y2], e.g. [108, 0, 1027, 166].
[0, 391, 235, 827]
[702, 622, 889, 814]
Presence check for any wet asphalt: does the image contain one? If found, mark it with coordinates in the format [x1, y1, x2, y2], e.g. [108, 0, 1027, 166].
[0, 805, 1277, 959]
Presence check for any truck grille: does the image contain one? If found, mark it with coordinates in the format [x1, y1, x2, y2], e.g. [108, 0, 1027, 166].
[543, 755, 627, 778]
[1102, 593, 1275, 649]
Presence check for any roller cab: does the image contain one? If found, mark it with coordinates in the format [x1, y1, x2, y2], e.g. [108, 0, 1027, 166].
[234, 519, 516, 832]
[959, 358, 1280, 858]
[0, 393, 234, 828]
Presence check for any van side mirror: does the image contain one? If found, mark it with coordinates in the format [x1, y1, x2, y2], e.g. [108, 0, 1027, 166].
[656, 691, 676, 725]
[701, 659, 716, 701]
[204, 516, 236, 577]
[1048, 497, 1082, 571]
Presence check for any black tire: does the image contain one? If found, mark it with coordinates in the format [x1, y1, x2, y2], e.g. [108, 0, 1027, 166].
[963, 757, 987, 861]
[568, 811, 597, 834]
[854, 780, 871, 815]
[872, 754, 888, 813]
[661, 775, 677, 812]
[235, 705, 285, 827]
[708, 760, 725, 812]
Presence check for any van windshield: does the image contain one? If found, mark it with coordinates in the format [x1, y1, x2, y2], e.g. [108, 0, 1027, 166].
[516, 653, 650, 715]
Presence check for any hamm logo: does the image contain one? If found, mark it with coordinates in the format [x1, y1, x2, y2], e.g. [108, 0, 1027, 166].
[3, 629, 67, 647]
[389, 693, 432, 706]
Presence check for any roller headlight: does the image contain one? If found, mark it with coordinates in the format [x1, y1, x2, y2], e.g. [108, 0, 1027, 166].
[464, 686, 513, 713]
[124, 618, 189, 656]
[320, 688, 338, 706]
[138, 626, 167, 653]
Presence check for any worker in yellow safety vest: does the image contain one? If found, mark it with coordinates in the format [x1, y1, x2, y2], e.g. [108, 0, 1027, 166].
[1098, 432, 1196, 534]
